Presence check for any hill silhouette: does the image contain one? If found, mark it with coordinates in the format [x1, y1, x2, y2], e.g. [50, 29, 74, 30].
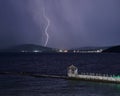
[0, 44, 57, 53]
[103, 46, 120, 53]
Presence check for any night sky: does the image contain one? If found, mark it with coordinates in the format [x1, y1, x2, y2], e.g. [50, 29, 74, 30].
[0, 0, 120, 49]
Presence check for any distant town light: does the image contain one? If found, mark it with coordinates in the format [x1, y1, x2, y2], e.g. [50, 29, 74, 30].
[21, 50, 27, 52]
[73, 50, 76, 53]
[33, 50, 39, 53]
[59, 49, 63, 52]
[58, 49, 68, 53]
[64, 50, 68, 53]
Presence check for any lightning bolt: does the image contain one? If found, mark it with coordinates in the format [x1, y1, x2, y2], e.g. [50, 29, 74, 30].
[43, 8, 50, 47]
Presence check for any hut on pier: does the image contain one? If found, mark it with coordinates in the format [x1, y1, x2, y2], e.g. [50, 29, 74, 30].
[67, 65, 78, 77]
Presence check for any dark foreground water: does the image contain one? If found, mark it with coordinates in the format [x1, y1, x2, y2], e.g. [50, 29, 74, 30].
[0, 53, 120, 96]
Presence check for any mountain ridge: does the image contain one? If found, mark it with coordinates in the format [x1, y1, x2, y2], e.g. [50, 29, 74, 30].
[0, 44, 58, 53]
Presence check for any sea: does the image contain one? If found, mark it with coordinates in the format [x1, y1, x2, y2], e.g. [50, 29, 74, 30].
[0, 53, 120, 96]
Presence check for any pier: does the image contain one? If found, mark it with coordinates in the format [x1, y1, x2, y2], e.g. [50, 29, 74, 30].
[0, 65, 120, 84]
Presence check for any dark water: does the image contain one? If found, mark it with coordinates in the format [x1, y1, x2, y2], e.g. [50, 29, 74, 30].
[0, 53, 120, 96]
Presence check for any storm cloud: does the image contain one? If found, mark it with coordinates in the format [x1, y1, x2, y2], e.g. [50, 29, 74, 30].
[0, 0, 120, 49]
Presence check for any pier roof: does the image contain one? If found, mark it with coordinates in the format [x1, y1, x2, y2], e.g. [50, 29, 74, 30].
[68, 65, 77, 70]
